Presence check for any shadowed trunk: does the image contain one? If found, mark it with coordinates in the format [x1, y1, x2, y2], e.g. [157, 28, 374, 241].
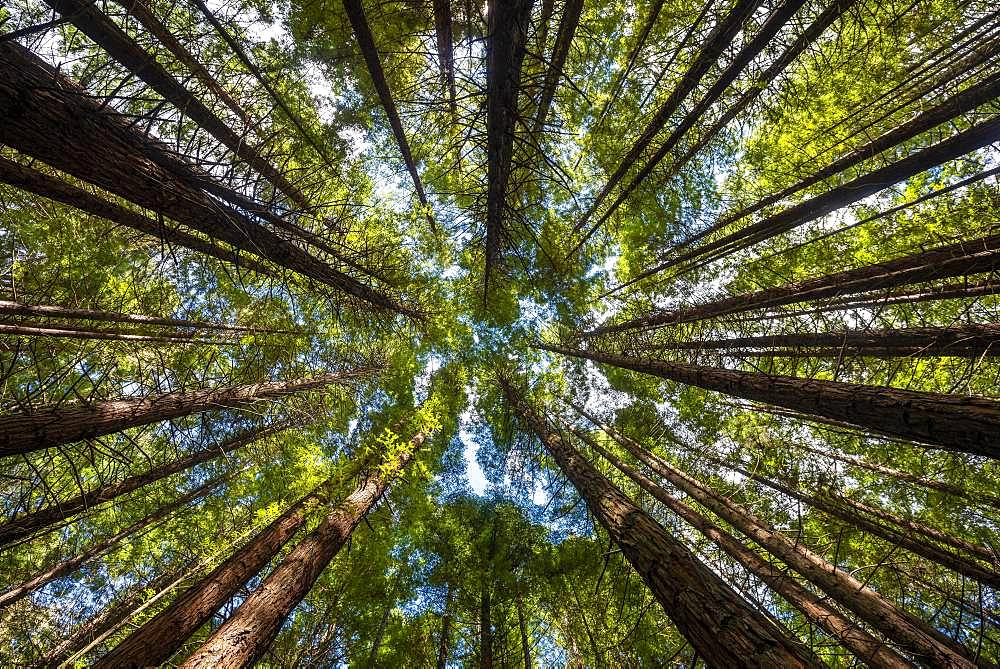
[0, 425, 284, 547]
[517, 588, 531, 669]
[0, 474, 230, 609]
[484, 0, 535, 296]
[569, 424, 910, 669]
[0, 370, 369, 456]
[94, 481, 333, 667]
[178, 432, 425, 669]
[480, 581, 493, 669]
[0, 323, 231, 345]
[434, 0, 457, 112]
[0, 157, 279, 279]
[589, 232, 1000, 334]
[0, 42, 418, 316]
[570, 404, 981, 668]
[531, 0, 584, 133]
[42, 0, 309, 209]
[437, 584, 453, 669]
[544, 344, 1000, 457]
[501, 380, 821, 667]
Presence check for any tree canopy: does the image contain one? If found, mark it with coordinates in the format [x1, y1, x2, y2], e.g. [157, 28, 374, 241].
[0, 0, 998, 665]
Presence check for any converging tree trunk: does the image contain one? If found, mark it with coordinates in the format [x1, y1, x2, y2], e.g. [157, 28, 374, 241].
[480, 581, 493, 669]
[93, 480, 333, 668]
[531, 0, 584, 133]
[0, 370, 369, 456]
[437, 584, 453, 669]
[0, 424, 284, 546]
[501, 380, 821, 667]
[178, 431, 426, 669]
[544, 344, 1000, 457]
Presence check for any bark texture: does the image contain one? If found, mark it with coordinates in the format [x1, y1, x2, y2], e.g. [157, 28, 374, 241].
[502, 381, 821, 668]
[178, 432, 425, 669]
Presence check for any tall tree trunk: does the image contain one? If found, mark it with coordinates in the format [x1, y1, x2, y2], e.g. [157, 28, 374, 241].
[702, 73, 1000, 243]
[483, 0, 535, 296]
[368, 598, 392, 668]
[0, 157, 277, 279]
[543, 344, 1000, 457]
[342, 0, 432, 224]
[595, 0, 810, 228]
[0, 370, 369, 457]
[500, 380, 821, 667]
[531, 0, 584, 133]
[570, 404, 980, 668]
[589, 232, 1000, 334]
[178, 431, 426, 669]
[0, 424, 283, 547]
[569, 0, 763, 250]
[436, 584, 453, 669]
[93, 481, 332, 668]
[35, 564, 190, 669]
[516, 588, 530, 669]
[40, 0, 309, 209]
[728, 465, 1000, 587]
[0, 299, 297, 334]
[662, 0, 857, 183]
[646, 323, 1000, 358]
[0, 42, 417, 316]
[433, 0, 457, 113]
[0, 473, 230, 609]
[0, 322, 231, 345]
[658, 113, 1000, 273]
[480, 581, 493, 669]
[569, 424, 911, 669]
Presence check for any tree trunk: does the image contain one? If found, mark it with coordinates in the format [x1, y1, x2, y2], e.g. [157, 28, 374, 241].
[588, 232, 1000, 335]
[0, 473, 229, 609]
[178, 432, 426, 669]
[570, 424, 910, 669]
[662, 0, 857, 184]
[531, 0, 584, 133]
[516, 588, 530, 669]
[484, 0, 535, 295]
[0, 157, 277, 279]
[570, 404, 980, 668]
[342, 0, 431, 222]
[707, 73, 1000, 240]
[0, 42, 417, 316]
[729, 466, 1000, 587]
[0, 299, 297, 334]
[433, 0, 457, 113]
[480, 581, 493, 669]
[0, 424, 283, 547]
[500, 380, 821, 667]
[41, 0, 309, 209]
[661, 113, 1000, 272]
[595, 0, 810, 228]
[0, 370, 368, 456]
[569, 0, 762, 249]
[646, 323, 1000, 358]
[367, 599, 392, 668]
[544, 344, 1000, 457]
[35, 564, 189, 669]
[0, 322, 231, 345]
[436, 584, 453, 669]
[93, 480, 332, 667]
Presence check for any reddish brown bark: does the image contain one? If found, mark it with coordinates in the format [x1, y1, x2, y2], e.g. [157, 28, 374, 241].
[543, 344, 1000, 457]
[484, 0, 535, 296]
[434, 0, 457, 113]
[178, 432, 425, 668]
[570, 406, 979, 668]
[437, 584, 453, 669]
[593, 0, 810, 229]
[570, 425, 910, 669]
[0, 474, 229, 609]
[342, 0, 431, 222]
[0, 425, 283, 547]
[646, 323, 1000, 358]
[42, 0, 309, 209]
[589, 232, 1000, 334]
[501, 381, 821, 667]
[0, 370, 369, 456]
[569, 0, 763, 253]
[480, 582, 493, 669]
[531, 0, 584, 133]
[94, 481, 333, 668]
[0, 42, 417, 316]
[0, 157, 277, 279]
